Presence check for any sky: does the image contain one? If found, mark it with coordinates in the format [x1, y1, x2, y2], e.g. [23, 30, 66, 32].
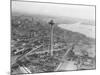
[12, 1, 95, 20]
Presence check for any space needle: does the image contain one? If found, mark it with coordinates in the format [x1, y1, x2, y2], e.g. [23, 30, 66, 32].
[48, 20, 55, 56]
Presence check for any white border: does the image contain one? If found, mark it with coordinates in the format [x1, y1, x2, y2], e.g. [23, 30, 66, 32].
[0, 0, 99, 75]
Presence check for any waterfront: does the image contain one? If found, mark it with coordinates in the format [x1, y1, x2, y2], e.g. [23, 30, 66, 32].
[58, 23, 95, 39]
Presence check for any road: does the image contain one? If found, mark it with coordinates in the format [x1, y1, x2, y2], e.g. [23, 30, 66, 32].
[13, 44, 43, 74]
[16, 44, 43, 61]
[55, 44, 77, 71]
[19, 65, 32, 74]
[56, 61, 77, 71]
[30, 46, 68, 54]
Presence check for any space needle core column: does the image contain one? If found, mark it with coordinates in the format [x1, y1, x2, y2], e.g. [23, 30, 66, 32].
[48, 20, 55, 56]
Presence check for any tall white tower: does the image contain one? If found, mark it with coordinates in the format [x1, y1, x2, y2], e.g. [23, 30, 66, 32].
[48, 20, 55, 56]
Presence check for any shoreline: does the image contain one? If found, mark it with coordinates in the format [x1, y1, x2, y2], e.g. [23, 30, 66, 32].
[58, 23, 95, 39]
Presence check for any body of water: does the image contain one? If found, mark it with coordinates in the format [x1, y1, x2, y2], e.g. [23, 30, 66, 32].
[58, 23, 95, 39]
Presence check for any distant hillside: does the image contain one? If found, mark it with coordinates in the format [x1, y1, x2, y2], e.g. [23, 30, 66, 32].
[12, 11, 95, 26]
